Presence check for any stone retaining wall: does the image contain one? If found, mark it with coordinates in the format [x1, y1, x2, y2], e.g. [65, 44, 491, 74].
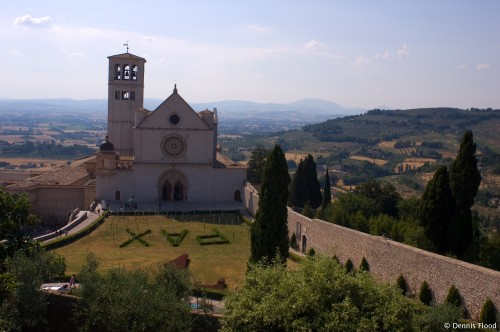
[244, 184, 500, 320]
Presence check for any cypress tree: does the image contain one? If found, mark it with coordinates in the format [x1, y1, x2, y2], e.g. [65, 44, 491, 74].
[246, 145, 268, 184]
[418, 166, 456, 254]
[304, 155, 322, 209]
[250, 144, 290, 265]
[288, 159, 308, 208]
[480, 298, 497, 324]
[448, 130, 481, 257]
[321, 168, 332, 209]
[445, 285, 462, 308]
[419, 281, 432, 305]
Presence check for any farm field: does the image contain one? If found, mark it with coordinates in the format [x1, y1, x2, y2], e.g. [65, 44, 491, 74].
[53, 214, 251, 290]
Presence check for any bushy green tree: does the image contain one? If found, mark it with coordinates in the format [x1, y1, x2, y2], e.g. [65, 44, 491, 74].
[354, 180, 401, 218]
[322, 168, 332, 209]
[222, 256, 416, 332]
[448, 130, 481, 257]
[76, 253, 192, 332]
[1, 249, 66, 331]
[246, 144, 268, 184]
[0, 189, 40, 265]
[250, 144, 289, 265]
[418, 166, 456, 254]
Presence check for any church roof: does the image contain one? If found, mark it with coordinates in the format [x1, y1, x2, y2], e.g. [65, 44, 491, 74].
[215, 152, 246, 169]
[107, 53, 146, 61]
[7, 164, 90, 189]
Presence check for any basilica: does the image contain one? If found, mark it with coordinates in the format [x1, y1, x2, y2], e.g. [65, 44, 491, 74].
[95, 52, 246, 206]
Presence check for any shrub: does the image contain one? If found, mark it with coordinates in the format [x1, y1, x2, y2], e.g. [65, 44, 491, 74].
[196, 228, 229, 245]
[480, 298, 497, 324]
[290, 232, 298, 250]
[308, 248, 316, 257]
[161, 229, 188, 247]
[445, 285, 462, 309]
[119, 229, 151, 248]
[396, 274, 408, 295]
[344, 258, 354, 273]
[419, 281, 432, 305]
[359, 256, 370, 271]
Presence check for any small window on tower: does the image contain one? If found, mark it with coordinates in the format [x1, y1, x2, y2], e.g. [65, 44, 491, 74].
[115, 64, 121, 80]
[122, 91, 129, 100]
[115, 91, 120, 100]
[132, 65, 138, 81]
[124, 65, 130, 80]
[130, 91, 136, 101]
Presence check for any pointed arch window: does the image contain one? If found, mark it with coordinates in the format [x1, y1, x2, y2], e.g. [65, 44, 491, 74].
[132, 65, 138, 81]
[124, 64, 130, 80]
[114, 64, 121, 80]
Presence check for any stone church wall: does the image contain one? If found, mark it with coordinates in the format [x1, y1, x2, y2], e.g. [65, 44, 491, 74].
[244, 184, 500, 320]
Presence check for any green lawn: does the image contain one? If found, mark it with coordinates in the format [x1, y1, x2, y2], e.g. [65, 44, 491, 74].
[54, 214, 251, 290]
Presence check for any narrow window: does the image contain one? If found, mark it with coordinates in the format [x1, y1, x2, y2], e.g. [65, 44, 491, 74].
[130, 91, 136, 101]
[121, 91, 129, 100]
[114, 64, 121, 80]
[115, 191, 121, 201]
[115, 91, 120, 100]
[132, 65, 138, 81]
[124, 64, 130, 80]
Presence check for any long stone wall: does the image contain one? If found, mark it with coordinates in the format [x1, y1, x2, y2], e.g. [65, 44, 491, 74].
[244, 184, 500, 320]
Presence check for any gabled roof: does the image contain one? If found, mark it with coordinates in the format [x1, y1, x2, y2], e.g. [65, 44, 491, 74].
[107, 53, 146, 62]
[136, 85, 210, 130]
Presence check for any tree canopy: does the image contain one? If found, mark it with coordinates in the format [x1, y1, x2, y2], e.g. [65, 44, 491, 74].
[250, 144, 290, 265]
[288, 154, 322, 209]
[246, 144, 268, 184]
[222, 255, 461, 331]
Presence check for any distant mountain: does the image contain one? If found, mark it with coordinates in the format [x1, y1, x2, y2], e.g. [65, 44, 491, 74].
[0, 98, 364, 123]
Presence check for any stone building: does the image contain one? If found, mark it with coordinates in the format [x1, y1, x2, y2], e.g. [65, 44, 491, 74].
[95, 52, 246, 205]
[6, 51, 246, 223]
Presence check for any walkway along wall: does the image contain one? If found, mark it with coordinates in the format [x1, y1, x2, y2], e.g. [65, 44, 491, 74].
[244, 184, 500, 320]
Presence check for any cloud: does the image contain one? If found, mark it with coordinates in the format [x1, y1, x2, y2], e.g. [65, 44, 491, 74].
[304, 40, 326, 50]
[144, 36, 157, 41]
[457, 64, 467, 70]
[476, 63, 491, 71]
[246, 24, 271, 32]
[10, 49, 24, 57]
[355, 55, 371, 65]
[14, 14, 53, 28]
[397, 44, 409, 59]
[374, 51, 391, 60]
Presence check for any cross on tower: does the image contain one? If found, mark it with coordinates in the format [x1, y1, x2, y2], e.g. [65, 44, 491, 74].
[123, 41, 129, 53]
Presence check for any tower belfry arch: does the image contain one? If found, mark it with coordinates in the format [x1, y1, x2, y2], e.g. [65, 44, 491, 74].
[107, 52, 146, 155]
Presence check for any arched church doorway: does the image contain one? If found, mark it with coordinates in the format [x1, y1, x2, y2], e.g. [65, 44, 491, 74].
[174, 180, 184, 201]
[158, 170, 188, 202]
[115, 190, 121, 201]
[234, 190, 241, 201]
[301, 235, 307, 253]
[162, 181, 172, 201]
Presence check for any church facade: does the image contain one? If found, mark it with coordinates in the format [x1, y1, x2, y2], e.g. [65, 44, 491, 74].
[95, 52, 246, 206]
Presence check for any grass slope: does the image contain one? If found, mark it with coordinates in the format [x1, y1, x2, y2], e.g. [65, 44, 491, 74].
[54, 215, 251, 290]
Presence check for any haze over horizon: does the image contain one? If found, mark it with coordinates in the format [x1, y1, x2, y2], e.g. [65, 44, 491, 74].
[1, 1, 499, 110]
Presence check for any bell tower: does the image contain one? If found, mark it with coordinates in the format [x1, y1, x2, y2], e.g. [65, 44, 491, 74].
[107, 51, 146, 155]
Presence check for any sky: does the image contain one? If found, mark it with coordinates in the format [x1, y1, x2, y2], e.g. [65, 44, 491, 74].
[1, 1, 499, 110]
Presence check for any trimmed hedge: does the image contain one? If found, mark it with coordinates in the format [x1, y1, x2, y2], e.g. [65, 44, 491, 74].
[161, 229, 188, 247]
[196, 228, 229, 245]
[42, 211, 110, 250]
[119, 229, 151, 248]
[419, 281, 432, 305]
